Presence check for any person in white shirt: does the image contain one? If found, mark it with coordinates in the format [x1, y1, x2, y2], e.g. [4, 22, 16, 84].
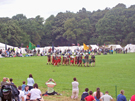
[27, 74, 35, 90]
[28, 83, 41, 100]
[18, 86, 25, 101]
[71, 77, 79, 99]
[100, 91, 113, 101]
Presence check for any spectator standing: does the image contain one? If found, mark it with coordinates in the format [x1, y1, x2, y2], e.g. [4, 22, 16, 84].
[100, 91, 113, 101]
[117, 90, 126, 101]
[0, 49, 2, 56]
[80, 88, 89, 101]
[18, 86, 25, 101]
[27, 74, 35, 90]
[71, 77, 79, 99]
[85, 91, 95, 101]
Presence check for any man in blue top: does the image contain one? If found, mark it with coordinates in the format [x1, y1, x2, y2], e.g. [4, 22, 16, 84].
[117, 90, 127, 101]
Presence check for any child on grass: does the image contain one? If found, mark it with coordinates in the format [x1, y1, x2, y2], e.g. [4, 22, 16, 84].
[22, 81, 26, 91]
[80, 88, 89, 101]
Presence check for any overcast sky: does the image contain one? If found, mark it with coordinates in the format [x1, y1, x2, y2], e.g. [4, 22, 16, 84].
[0, 0, 135, 19]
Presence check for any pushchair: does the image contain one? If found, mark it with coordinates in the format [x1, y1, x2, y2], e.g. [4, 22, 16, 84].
[0, 84, 20, 101]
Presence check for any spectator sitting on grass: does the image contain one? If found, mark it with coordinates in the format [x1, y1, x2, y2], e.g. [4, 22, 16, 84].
[93, 88, 103, 101]
[23, 86, 30, 101]
[117, 90, 126, 101]
[100, 91, 113, 101]
[22, 81, 26, 91]
[27, 83, 41, 101]
[45, 78, 59, 95]
[18, 86, 25, 101]
[27, 74, 35, 90]
[80, 88, 89, 101]
[1, 77, 10, 86]
[10, 78, 14, 85]
[85, 91, 95, 101]
[23, 85, 29, 95]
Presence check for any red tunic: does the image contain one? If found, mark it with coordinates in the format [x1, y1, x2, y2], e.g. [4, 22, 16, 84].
[58, 56, 61, 63]
[79, 56, 82, 63]
[48, 55, 51, 62]
[54, 56, 58, 65]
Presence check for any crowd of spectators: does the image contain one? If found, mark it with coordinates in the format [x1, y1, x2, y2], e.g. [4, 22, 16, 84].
[0, 48, 23, 58]
[0, 46, 129, 59]
[0, 76, 134, 101]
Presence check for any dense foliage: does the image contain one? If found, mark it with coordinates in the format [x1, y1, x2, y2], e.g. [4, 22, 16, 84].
[0, 3, 135, 47]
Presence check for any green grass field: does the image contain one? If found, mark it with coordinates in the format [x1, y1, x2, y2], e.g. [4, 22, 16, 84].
[0, 53, 135, 101]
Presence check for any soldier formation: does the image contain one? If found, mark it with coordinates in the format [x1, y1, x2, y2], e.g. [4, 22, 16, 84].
[47, 53, 95, 67]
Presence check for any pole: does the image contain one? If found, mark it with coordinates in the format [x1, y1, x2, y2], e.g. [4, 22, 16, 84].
[115, 85, 117, 100]
[4, 38, 7, 50]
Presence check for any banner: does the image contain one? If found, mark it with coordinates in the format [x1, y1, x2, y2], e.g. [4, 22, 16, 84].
[29, 42, 36, 50]
[83, 43, 89, 50]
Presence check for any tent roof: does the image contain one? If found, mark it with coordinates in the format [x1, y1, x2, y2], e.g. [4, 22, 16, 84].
[108, 44, 122, 49]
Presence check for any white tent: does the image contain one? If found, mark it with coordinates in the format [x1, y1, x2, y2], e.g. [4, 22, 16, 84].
[44, 46, 81, 53]
[124, 44, 135, 52]
[35, 47, 45, 53]
[0, 42, 28, 54]
[0, 42, 14, 50]
[44, 45, 99, 52]
[90, 45, 99, 49]
[108, 44, 122, 50]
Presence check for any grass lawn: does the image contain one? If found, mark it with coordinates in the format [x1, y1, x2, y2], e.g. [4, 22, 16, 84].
[0, 53, 135, 101]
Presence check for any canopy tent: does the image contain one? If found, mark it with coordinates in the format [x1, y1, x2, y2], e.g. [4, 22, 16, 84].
[90, 45, 99, 50]
[35, 47, 45, 53]
[44, 46, 81, 53]
[0, 42, 14, 50]
[44, 45, 99, 52]
[0, 42, 27, 54]
[107, 44, 122, 50]
[124, 44, 135, 52]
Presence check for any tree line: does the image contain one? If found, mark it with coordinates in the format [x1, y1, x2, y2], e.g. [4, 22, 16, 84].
[0, 3, 135, 47]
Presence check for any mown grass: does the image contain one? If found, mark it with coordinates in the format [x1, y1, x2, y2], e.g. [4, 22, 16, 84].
[0, 53, 135, 101]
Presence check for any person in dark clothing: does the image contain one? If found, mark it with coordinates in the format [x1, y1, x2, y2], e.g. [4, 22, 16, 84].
[125, 49, 127, 54]
[80, 88, 89, 101]
[78, 54, 82, 67]
[85, 53, 89, 67]
[10, 78, 14, 85]
[0, 49, 2, 54]
[47, 53, 51, 65]
[91, 54, 95, 67]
